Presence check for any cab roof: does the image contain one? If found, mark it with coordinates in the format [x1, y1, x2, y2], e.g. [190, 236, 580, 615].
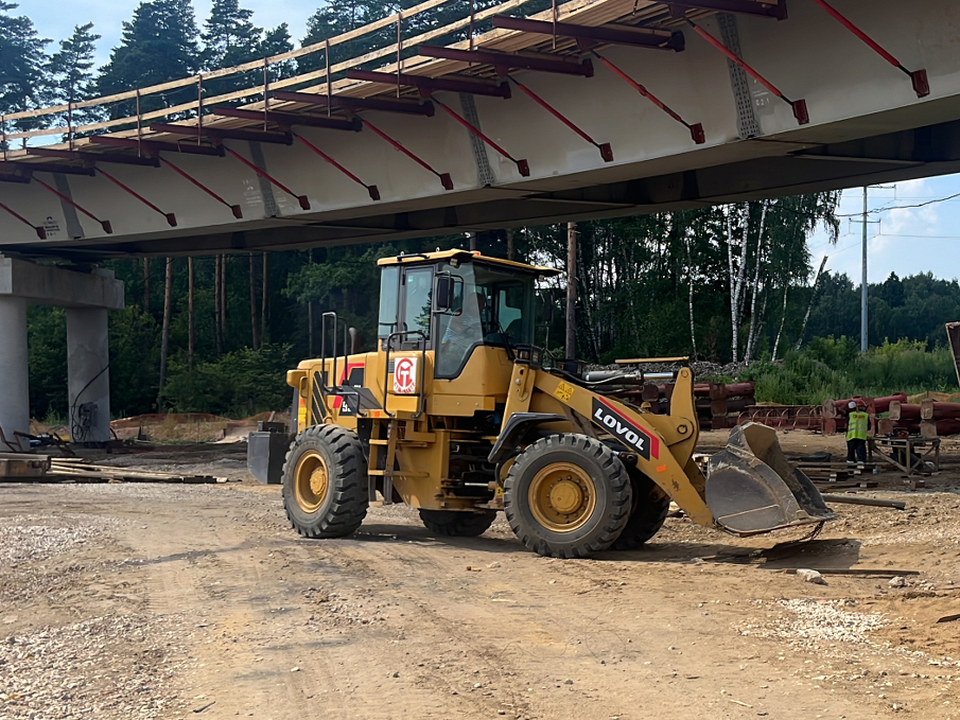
[377, 249, 560, 276]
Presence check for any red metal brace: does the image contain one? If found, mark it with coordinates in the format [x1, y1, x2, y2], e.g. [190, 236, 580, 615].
[223, 146, 311, 210]
[431, 98, 530, 177]
[31, 176, 114, 234]
[593, 51, 705, 144]
[96, 168, 177, 227]
[687, 19, 809, 125]
[293, 134, 381, 201]
[809, 0, 929, 98]
[360, 118, 454, 191]
[0, 200, 46, 239]
[159, 157, 243, 218]
[508, 77, 613, 162]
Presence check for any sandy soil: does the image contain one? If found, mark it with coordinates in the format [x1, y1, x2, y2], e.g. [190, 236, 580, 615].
[1, 431, 959, 720]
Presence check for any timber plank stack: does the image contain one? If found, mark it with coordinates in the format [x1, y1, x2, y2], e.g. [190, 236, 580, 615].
[0, 453, 221, 484]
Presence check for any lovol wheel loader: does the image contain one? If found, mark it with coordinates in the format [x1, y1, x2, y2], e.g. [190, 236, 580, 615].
[254, 250, 833, 558]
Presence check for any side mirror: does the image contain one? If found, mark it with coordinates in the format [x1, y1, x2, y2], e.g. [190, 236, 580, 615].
[435, 275, 455, 311]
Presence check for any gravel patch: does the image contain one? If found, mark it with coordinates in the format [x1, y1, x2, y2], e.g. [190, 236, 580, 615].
[0, 614, 192, 720]
[0, 517, 119, 566]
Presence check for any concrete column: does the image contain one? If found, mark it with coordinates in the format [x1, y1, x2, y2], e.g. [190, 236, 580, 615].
[0, 295, 29, 445]
[66, 307, 111, 444]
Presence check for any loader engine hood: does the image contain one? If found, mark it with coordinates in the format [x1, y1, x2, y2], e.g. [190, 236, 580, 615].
[706, 423, 836, 535]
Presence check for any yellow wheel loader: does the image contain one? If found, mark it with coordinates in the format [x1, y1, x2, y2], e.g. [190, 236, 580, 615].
[256, 250, 833, 558]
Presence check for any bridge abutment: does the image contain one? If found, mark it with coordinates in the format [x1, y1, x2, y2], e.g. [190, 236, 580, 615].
[0, 256, 124, 448]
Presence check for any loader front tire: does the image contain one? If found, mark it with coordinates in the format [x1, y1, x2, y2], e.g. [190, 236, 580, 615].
[504, 434, 632, 558]
[611, 470, 671, 550]
[419, 509, 496, 537]
[282, 424, 368, 538]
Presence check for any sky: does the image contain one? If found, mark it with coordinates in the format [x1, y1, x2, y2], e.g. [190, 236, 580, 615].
[23, 0, 960, 285]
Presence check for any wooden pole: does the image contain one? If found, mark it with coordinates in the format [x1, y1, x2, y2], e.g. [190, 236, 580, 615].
[142, 257, 150, 312]
[506, 227, 515, 261]
[261, 252, 268, 346]
[565, 221, 577, 359]
[249, 252, 260, 350]
[214, 255, 223, 355]
[187, 256, 195, 369]
[158, 257, 173, 406]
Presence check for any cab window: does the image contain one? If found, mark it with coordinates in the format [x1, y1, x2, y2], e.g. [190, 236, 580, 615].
[399, 267, 433, 347]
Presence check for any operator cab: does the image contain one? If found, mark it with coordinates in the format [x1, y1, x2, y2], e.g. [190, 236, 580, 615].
[376, 250, 559, 379]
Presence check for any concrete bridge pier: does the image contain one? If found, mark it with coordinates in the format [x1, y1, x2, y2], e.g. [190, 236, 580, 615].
[0, 256, 124, 448]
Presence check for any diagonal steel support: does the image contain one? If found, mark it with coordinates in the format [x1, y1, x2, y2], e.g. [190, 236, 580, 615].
[159, 157, 243, 218]
[687, 19, 809, 125]
[809, 0, 929, 98]
[508, 77, 613, 162]
[293, 134, 380, 201]
[96, 168, 176, 227]
[593, 51, 705, 144]
[222, 146, 311, 210]
[432, 99, 530, 177]
[361, 118, 453, 190]
[31, 176, 114, 234]
[0, 200, 46, 239]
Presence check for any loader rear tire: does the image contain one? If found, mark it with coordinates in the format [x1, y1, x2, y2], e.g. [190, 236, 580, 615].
[504, 434, 632, 558]
[281, 424, 368, 538]
[419, 509, 496, 537]
[611, 471, 670, 550]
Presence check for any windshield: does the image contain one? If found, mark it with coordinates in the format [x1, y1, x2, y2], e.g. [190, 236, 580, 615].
[435, 261, 535, 378]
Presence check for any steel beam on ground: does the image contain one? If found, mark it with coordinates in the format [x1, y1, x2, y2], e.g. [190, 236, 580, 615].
[508, 77, 613, 162]
[809, 0, 929, 97]
[222, 147, 311, 210]
[491, 16, 684, 51]
[592, 51, 704, 144]
[687, 19, 808, 125]
[346, 70, 511, 99]
[96, 168, 176, 227]
[663, 0, 787, 20]
[26, 148, 160, 167]
[293, 133, 380, 201]
[418, 45, 594, 77]
[88, 136, 225, 157]
[272, 90, 436, 116]
[210, 106, 361, 132]
[31, 176, 113, 234]
[149, 122, 293, 146]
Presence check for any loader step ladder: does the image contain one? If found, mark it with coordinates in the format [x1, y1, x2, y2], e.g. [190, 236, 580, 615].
[368, 419, 399, 505]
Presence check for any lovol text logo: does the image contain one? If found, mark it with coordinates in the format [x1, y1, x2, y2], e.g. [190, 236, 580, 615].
[591, 398, 655, 460]
[393, 356, 418, 395]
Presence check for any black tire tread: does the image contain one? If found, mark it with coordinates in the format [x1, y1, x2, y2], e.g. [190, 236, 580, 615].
[281, 424, 368, 539]
[611, 470, 671, 550]
[504, 434, 632, 559]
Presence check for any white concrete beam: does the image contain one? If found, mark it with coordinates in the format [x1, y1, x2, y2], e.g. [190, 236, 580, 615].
[0, 256, 124, 309]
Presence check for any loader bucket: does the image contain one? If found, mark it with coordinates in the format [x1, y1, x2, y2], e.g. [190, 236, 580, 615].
[705, 423, 835, 535]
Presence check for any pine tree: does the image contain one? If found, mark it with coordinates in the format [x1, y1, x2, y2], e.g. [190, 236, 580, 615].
[201, 0, 261, 71]
[47, 23, 101, 129]
[260, 23, 295, 81]
[299, 1, 390, 72]
[98, 0, 200, 117]
[0, 2, 50, 133]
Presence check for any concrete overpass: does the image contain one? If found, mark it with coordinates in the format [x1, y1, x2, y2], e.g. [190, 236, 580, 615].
[0, 0, 958, 444]
[0, 0, 957, 260]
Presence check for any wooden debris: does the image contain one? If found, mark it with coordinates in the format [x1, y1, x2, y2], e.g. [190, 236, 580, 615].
[776, 567, 920, 578]
[935, 613, 960, 624]
[1, 456, 224, 484]
[820, 494, 906, 510]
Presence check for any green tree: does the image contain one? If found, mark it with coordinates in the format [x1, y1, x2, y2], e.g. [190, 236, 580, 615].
[0, 2, 50, 133]
[47, 22, 102, 129]
[98, 0, 200, 118]
[200, 0, 261, 70]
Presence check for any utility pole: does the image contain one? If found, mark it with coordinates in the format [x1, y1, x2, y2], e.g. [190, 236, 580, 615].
[861, 186, 868, 352]
[565, 222, 577, 359]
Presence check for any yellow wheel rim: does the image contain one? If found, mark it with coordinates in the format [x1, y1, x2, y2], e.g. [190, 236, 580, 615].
[294, 450, 329, 513]
[528, 462, 597, 533]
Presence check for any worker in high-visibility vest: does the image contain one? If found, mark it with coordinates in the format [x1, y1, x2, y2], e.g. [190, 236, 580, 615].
[846, 400, 869, 466]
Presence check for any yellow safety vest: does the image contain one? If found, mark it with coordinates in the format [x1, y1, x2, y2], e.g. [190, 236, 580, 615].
[846, 411, 868, 441]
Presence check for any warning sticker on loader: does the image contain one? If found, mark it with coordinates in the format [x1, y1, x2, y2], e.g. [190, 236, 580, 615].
[393, 356, 418, 395]
[591, 397, 658, 460]
[554, 381, 575, 402]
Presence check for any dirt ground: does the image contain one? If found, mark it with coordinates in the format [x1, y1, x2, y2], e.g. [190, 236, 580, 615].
[1, 430, 959, 720]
